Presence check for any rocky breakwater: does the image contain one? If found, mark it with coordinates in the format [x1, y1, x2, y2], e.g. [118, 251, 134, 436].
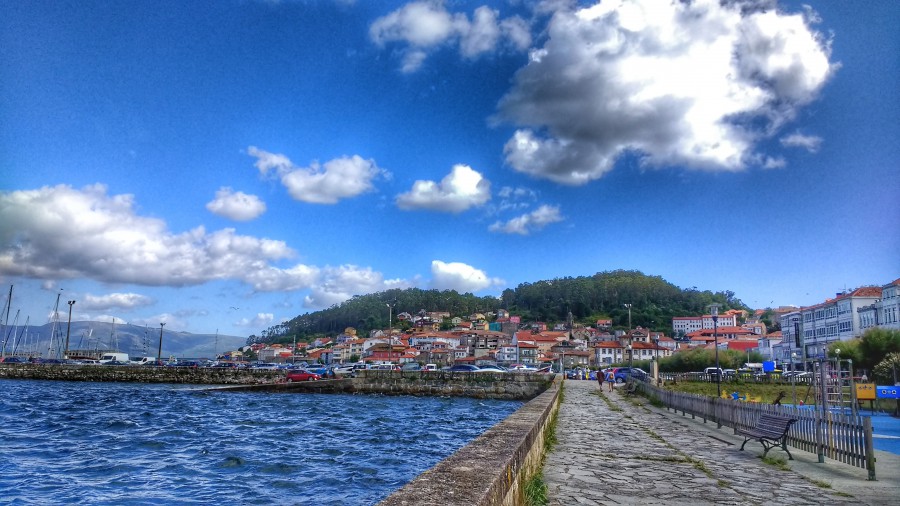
[352, 370, 554, 400]
[0, 363, 282, 384]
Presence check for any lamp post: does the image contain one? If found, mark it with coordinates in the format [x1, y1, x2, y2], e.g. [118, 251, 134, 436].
[627, 344, 633, 369]
[157, 322, 165, 366]
[64, 300, 75, 360]
[654, 335, 660, 386]
[624, 303, 632, 365]
[386, 303, 394, 365]
[791, 352, 798, 406]
[709, 304, 721, 397]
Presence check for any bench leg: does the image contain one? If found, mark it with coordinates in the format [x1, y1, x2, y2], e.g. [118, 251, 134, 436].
[760, 440, 772, 458]
[740, 437, 750, 451]
[781, 440, 794, 460]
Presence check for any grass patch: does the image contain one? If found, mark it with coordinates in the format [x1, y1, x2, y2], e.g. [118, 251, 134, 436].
[717, 479, 729, 488]
[591, 390, 623, 412]
[809, 478, 832, 489]
[642, 428, 666, 444]
[688, 457, 713, 478]
[632, 455, 687, 464]
[761, 455, 789, 471]
[662, 381, 803, 404]
[523, 472, 548, 506]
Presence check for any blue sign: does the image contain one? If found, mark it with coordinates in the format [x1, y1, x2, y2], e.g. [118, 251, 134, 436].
[762, 360, 776, 372]
[876, 386, 900, 399]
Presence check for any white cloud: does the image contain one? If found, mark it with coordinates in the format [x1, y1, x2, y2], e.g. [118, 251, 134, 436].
[497, 0, 837, 185]
[396, 164, 491, 213]
[0, 184, 318, 292]
[489, 204, 563, 235]
[370, 1, 457, 48]
[234, 313, 275, 329]
[302, 265, 400, 309]
[459, 6, 501, 58]
[762, 156, 787, 170]
[131, 312, 188, 330]
[248, 146, 384, 204]
[780, 132, 823, 153]
[370, 1, 531, 72]
[430, 260, 502, 293]
[80, 292, 155, 311]
[206, 187, 266, 221]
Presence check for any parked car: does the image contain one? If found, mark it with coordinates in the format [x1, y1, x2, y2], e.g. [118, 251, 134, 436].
[443, 364, 480, 372]
[332, 365, 356, 375]
[613, 367, 648, 383]
[0, 356, 27, 363]
[475, 365, 507, 373]
[401, 362, 422, 371]
[704, 367, 724, 379]
[285, 370, 321, 382]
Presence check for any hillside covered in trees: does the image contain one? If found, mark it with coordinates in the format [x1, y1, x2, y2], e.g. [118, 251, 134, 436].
[251, 270, 749, 345]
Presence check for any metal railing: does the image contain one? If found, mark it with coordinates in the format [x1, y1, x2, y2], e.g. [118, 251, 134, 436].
[633, 380, 876, 480]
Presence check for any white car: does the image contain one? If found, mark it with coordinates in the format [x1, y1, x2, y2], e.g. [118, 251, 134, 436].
[333, 365, 355, 375]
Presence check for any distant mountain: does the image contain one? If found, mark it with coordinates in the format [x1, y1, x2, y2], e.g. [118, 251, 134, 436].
[0, 321, 247, 359]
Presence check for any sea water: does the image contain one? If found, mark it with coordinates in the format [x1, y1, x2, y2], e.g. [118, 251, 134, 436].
[0, 379, 522, 505]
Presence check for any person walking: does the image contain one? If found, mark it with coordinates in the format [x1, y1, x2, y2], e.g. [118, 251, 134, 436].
[604, 369, 615, 392]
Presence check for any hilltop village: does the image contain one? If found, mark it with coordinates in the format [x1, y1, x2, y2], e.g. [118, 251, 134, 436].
[227, 279, 899, 371]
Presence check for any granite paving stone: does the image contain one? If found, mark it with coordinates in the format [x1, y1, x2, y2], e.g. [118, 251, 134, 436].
[544, 379, 896, 505]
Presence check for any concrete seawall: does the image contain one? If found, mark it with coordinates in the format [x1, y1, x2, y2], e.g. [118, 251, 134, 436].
[0, 365, 554, 400]
[379, 378, 561, 506]
[0, 363, 284, 384]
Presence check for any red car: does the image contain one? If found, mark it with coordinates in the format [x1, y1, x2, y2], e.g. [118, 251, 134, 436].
[286, 370, 321, 382]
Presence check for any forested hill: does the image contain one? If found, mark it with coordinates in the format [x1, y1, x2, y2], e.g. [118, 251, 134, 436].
[253, 270, 748, 344]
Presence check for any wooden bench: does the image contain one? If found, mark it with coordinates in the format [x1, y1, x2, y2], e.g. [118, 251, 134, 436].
[737, 413, 797, 459]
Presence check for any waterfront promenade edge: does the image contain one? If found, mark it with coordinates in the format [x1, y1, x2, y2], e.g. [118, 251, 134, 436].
[543, 379, 900, 505]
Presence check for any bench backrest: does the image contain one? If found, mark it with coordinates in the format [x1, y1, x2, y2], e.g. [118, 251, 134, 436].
[755, 414, 796, 435]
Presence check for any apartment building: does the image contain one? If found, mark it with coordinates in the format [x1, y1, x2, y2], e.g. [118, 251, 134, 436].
[672, 313, 738, 336]
[777, 285, 884, 366]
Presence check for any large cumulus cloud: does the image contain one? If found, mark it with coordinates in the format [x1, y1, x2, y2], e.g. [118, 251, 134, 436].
[497, 0, 837, 185]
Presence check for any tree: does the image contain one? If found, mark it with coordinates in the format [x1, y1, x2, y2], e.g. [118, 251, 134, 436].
[872, 352, 900, 386]
[827, 340, 863, 369]
[857, 328, 900, 372]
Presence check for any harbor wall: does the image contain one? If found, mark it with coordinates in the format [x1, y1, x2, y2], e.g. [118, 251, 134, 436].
[379, 378, 561, 506]
[0, 363, 283, 384]
[0, 364, 554, 400]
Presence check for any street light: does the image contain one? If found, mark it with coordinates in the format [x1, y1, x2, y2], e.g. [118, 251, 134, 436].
[654, 335, 660, 386]
[627, 344, 633, 369]
[709, 304, 721, 397]
[386, 303, 394, 365]
[624, 303, 632, 365]
[791, 352, 798, 406]
[157, 322, 166, 366]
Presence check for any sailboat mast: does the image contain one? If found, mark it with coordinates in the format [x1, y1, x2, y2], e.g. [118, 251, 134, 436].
[48, 291, 62, 359]
[1, 285, 12, 359]
[12, 316, 28, 356]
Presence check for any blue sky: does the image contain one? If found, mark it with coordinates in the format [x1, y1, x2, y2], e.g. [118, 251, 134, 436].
[2, 0, 898, 337]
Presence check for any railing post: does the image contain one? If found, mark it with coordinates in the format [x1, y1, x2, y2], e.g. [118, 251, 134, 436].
[716, 397, 722, 429]
[864, 417, 876, 481]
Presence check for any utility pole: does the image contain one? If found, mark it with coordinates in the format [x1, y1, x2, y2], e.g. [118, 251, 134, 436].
[624, 303, 632, 365]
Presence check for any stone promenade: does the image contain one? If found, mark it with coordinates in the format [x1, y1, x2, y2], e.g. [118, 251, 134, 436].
[544, 379, 900, 505]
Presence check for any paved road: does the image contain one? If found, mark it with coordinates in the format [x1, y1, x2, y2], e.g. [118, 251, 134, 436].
[544, 380, 900, 505]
